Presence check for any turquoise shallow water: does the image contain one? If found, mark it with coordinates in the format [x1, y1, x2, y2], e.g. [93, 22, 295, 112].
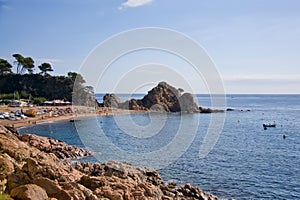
[20, 95, 300, 199]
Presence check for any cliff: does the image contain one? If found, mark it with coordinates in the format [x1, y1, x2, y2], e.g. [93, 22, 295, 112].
[0, 125, 217, 200]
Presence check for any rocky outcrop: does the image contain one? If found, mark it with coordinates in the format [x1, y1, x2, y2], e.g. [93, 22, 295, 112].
[104, 82, 200, 113]
[199, 107, 225, 113]
[118, 99, 147, 111]
[18, 134, 91, 159]
[0, 125, 217, 199]
[141, 82, 181, 112]
[103, 93, 121, 108]
[75, 161, 217, 200]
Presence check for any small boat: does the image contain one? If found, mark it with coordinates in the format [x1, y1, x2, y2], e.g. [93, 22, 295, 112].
[263, 123, 276, 130]
[70, 119, 80, 122]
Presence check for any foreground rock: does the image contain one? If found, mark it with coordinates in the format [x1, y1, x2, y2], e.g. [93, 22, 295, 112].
[0, 125, 217, 200]
[19, 133, 91, 159]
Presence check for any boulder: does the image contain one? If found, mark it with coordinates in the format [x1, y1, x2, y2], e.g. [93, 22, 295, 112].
[19, 134, 91, 159]
[178, 183, 218, 200]
[179, 93, 200, 113]
[10, 184, 48, 200]
[0, 153, 15, 177]
[103, 93, 121, 108]
[33, 177, 65, 199]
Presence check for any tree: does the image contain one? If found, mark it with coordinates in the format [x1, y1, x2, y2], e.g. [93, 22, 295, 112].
[0, 58, 13, 75]
[38, 63, 53, 75]
[23, 57, 35, 74]
[67, 72, 85, 84]
[12, 53, 24, 74]
[67, 72, 93, 105]
[12, 54, 35, 74]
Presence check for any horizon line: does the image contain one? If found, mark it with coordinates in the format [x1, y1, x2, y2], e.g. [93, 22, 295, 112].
[94, 93, 300, 95]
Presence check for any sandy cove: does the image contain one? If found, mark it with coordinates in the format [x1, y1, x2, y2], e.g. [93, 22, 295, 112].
[0, 105, 148, 129]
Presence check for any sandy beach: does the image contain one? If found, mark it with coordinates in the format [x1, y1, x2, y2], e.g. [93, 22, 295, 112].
[0, 105, 148, 128]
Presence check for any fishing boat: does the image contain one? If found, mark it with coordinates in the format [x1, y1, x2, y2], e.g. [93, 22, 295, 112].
[263, 123, 276, 130]
[69, 119, 80, 122]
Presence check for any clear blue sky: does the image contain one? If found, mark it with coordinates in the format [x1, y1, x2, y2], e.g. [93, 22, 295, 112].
[1, 0, 300, 94]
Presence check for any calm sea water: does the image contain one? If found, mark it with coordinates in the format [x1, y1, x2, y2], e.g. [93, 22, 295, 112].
[20, 95, 300, 200]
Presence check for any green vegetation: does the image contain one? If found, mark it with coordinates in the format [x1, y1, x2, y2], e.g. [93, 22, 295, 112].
[0, 164, 6, 173]
[38, 62, 53, 75]
[12, 54, 34, 74]
[0, 59, 12, 75]
[0, 194, 11, 200]
[0, 54, 94, 104]
[32, 97, 47, 105]
[0, 94, 15, 100]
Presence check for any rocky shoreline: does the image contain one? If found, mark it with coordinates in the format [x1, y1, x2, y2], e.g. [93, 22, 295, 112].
[0, 125, 218, 199]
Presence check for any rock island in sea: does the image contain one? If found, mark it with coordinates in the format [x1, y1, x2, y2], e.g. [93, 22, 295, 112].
[100, 81, 223, 113]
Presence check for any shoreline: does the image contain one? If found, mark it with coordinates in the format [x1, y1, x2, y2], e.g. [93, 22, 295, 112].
[0, 105, 149, 129]
[0, 124, 218, 199]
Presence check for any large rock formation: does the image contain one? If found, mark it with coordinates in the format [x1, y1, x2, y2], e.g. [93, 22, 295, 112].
[0, 125, 218, 199]
[141, 82, 181, 112]
[103, 93, 121, 108]
[105, 82, 200, 113]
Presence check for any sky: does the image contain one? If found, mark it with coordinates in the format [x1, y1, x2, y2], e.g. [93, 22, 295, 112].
[0, 0, 300, 94]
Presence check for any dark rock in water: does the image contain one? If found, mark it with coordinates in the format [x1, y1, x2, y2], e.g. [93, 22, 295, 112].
[240, 109, 251, 112]
[102, 93, 121, 108]
[226, 108, 234, 111]
[199, 107, 224, 113]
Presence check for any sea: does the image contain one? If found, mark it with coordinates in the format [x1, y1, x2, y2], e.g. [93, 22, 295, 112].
[19, 94, 300, 200]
